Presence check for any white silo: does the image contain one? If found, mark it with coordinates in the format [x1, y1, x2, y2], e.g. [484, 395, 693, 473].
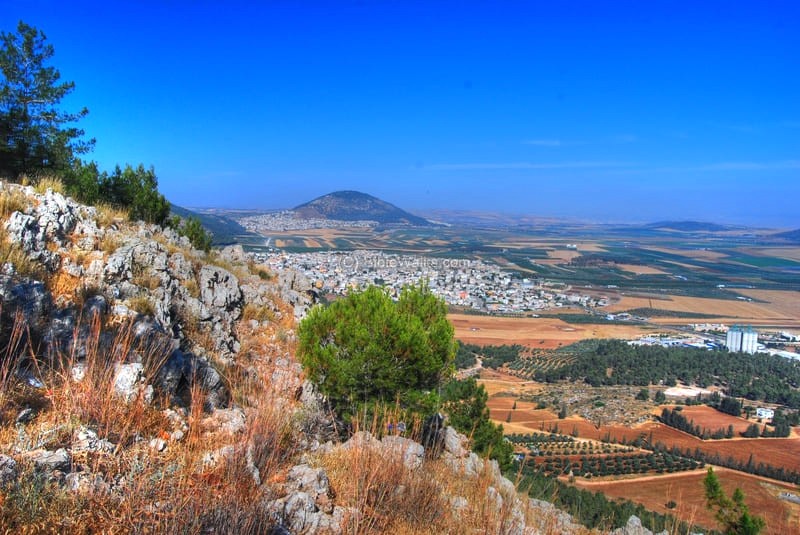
[726, 326, 743, 352]
[741, 327, 758, 354]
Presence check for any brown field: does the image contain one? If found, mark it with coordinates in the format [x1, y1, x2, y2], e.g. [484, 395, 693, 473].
[650, 247, 730, 261]
[735, 289, 800, 318]
[617, 264, 669, 275]
[546, 250, 581, 262]
[572, 468, 800, 534]
[450, 314, 655, 348]
[607, 294, 794, 322]
[674, 405, 755, 435]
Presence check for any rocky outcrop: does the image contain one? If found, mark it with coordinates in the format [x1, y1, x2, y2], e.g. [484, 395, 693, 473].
[0, 183, 598, 534]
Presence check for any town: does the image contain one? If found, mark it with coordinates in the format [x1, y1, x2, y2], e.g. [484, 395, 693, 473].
[253, 250, 607, 314]
[239, 211, 377, 231]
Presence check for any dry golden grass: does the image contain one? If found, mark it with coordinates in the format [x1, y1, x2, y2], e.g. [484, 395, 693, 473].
[0, 309, 302, 533]
[96, 203, 129, 227]
[241, 303, 276, 323]
[0, 186, 29, 218]
[734, 289, 800, 318]
[0, 227, 45, 280]
[128, 295, 155, 316]
[33, 176, 65, 195]
[184, 277, 200, 298]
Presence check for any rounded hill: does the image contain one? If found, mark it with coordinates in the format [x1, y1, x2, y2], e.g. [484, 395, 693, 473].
[293, 190, 431, 226]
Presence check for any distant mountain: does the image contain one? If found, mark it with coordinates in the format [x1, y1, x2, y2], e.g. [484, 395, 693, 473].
[293, 191, 431, 226]
[773, 228, 800, 243]
[644, 221, 731, 232]
[170, 204, 254, 245]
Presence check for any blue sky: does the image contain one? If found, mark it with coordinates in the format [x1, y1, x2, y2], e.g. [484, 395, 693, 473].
[3, 1, 799, 226]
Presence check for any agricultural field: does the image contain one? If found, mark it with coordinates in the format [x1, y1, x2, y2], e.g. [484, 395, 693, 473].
[573, 468, 800, 535]
[450, 314, 657, 349]
[673, 405, 756, 436]
[489, 398, 800, 475]
[608, 292, 800, 327]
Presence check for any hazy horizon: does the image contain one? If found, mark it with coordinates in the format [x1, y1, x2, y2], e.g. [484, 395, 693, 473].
[5, 1, 798, 227]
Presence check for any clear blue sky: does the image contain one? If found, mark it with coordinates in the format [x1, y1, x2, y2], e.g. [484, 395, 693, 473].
[3, 1, 799, 226]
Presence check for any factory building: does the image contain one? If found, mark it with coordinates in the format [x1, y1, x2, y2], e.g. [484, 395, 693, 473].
[726, 325, 758, 354]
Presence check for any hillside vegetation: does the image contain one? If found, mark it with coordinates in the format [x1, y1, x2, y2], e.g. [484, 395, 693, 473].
[0, 182, 590, 533]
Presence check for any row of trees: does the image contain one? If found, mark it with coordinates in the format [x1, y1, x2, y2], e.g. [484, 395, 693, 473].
[653, 441, 800, 486]
[455, 342, 521, 370]
[659, 408, 735, 440]
[1, 21, 211, 249]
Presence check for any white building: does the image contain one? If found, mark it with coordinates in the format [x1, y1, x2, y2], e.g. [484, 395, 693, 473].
[726, 325, 758, 354]
[756, 408, 774, 420]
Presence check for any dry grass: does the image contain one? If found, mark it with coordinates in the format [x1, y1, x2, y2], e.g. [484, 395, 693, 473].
[0, 186, 29, 219]
[0, 227, 45, 280]
[128, 295, 155, 317]
[607, 294, 793, 321]
[317, 427, 576, 535]
[241, 303, 276, 323]
[97, 231, 121, 254]
[132, 269, 163, 291]
[0, 308, 303, 533]
[33, 176, 65, 195]
[96, 203, 129, 228]
[184, 277, 200, 298]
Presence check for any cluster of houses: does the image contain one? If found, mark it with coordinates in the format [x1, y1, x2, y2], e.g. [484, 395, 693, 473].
[238, 211, 376, 231]
[253, 250, 606, 314]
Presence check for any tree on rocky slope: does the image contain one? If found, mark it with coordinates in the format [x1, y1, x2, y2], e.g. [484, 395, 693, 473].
[298, 283, 456, 419]
[0, 21, 93, 178]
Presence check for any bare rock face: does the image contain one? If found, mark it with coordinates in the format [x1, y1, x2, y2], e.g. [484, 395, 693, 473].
[30, 448, 71, 473]
[4, 189, 82, 271]
[277, 269, 314, 319]
[199, 265, 243, 317]
[0, 276, 52, 329]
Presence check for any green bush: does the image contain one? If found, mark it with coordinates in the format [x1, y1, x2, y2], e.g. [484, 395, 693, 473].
[298, 283, 456, 419]
[170, 215, 212, 252]
[440, 377, 513, 470]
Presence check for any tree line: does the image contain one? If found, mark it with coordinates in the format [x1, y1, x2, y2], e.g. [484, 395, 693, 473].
[1, 21, 211, 250]
[534, 339, 800, 407]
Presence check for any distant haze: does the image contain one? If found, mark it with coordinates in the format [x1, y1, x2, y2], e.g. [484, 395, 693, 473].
[5, 2, 798, 227]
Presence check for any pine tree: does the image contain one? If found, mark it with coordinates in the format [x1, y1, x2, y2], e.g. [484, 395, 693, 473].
[0, 21, 93, 177]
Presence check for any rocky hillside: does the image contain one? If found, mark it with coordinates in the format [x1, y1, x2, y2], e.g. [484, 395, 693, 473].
[294, 190, 431, 226]
[0, 181, 606, 533]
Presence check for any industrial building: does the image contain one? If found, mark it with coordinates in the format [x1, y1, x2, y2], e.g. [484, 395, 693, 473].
[726, 325, 758, 354]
